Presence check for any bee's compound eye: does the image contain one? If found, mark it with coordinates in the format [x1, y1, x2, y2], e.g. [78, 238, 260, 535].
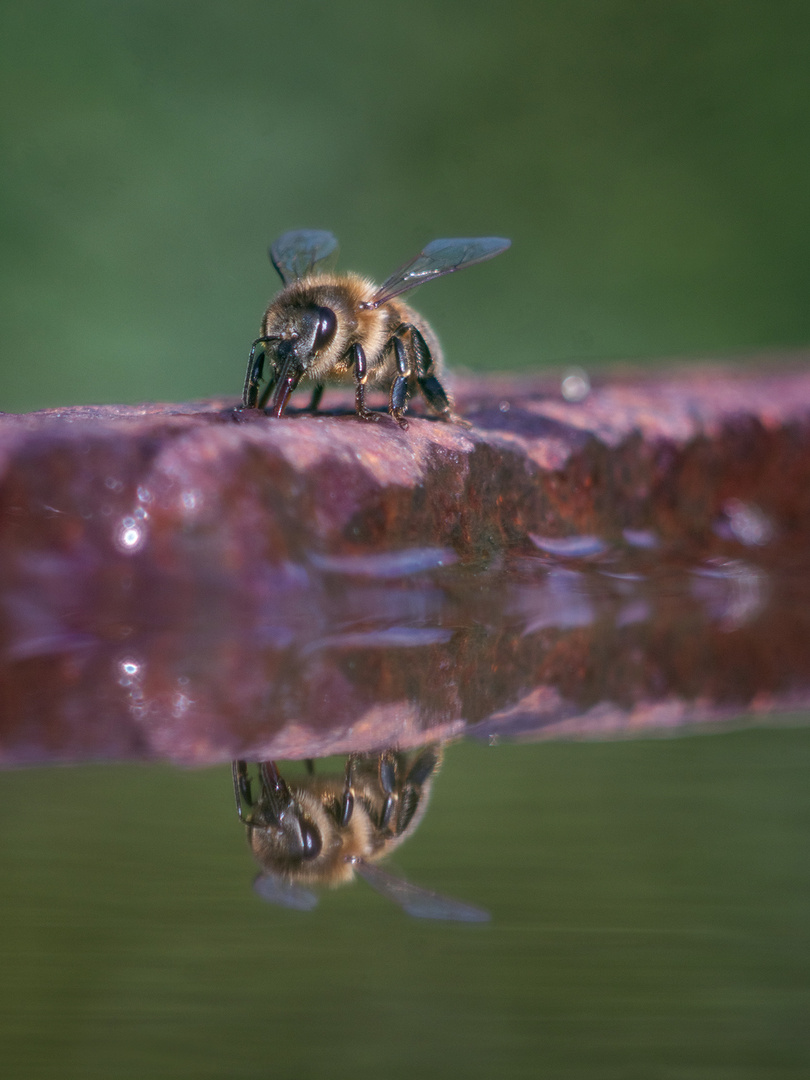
[313, 306, 337, 352]
[300, 820, 322, 860]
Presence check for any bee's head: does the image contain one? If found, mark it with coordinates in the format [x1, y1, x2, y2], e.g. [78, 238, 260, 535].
[250, 797, 362, 888]
[262, 808, 323, 864]
[247, 763, 323, 866]
[253, 299, 338, 416]
[266, 303, 338, 372]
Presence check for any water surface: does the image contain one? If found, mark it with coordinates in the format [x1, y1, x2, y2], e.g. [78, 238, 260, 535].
[1, 728, 808, 1078]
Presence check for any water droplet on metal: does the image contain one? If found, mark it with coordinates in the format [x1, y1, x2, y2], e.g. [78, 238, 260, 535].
[115, 518, 146, 553]
[561, 368, 590, 402]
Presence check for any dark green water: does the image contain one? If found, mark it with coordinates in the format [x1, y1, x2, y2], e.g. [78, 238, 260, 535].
[2, 728, 808, 1078]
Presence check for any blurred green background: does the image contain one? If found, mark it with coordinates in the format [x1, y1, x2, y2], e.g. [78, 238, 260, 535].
[2, 0, 810, 413]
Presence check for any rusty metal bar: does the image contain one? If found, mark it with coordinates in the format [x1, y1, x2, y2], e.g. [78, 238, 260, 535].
[1, 362, 809, 765]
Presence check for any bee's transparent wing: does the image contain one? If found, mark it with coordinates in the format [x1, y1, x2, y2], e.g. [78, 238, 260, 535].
[368, 236, 511, 309]
[352, 859, 490, 922]
[253, 872, 319, 911]
[269, 229, 339, 285]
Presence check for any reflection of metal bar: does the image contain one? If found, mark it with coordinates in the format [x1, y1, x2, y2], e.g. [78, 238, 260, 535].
[2, 364, 810, 766]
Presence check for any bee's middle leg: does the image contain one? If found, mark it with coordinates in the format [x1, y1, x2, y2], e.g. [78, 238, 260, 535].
[340, 754, 359, 826]
[377, 750, 399, 830]
[307, 384, 325, 413]
[389, 332, 416, 430]
[349, 342, 382, 423]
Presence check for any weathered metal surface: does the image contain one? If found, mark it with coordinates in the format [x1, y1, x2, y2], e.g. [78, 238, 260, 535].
[1, 362, 810, 766]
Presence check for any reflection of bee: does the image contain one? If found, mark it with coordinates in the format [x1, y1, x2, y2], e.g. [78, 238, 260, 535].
[232, 746, 488, 920]
[242, 230, 510, 428]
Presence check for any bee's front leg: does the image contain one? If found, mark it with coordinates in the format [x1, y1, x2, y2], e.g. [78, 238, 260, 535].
[257, 364, 281, 410]
[232, 760, 255, 823]
[243, 337, 277, 409]
[349, 342, 382, 423]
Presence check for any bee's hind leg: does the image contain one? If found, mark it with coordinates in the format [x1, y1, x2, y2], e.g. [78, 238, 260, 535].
[405, 744, 442, 787]
[390, 324, 459, 428]
[418, 373, 454, 420]
[412, 329, 469, 425]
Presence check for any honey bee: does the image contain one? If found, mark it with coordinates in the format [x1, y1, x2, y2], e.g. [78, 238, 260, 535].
[242, 229, 511, 428]
[232, 746, 488, 920]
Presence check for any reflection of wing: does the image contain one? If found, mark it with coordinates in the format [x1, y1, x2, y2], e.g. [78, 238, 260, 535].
[269, 229, 339, 285]
[353, 859, 490, 922]
[253, 872, 319, 911]
[368, 237, 511, 309]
